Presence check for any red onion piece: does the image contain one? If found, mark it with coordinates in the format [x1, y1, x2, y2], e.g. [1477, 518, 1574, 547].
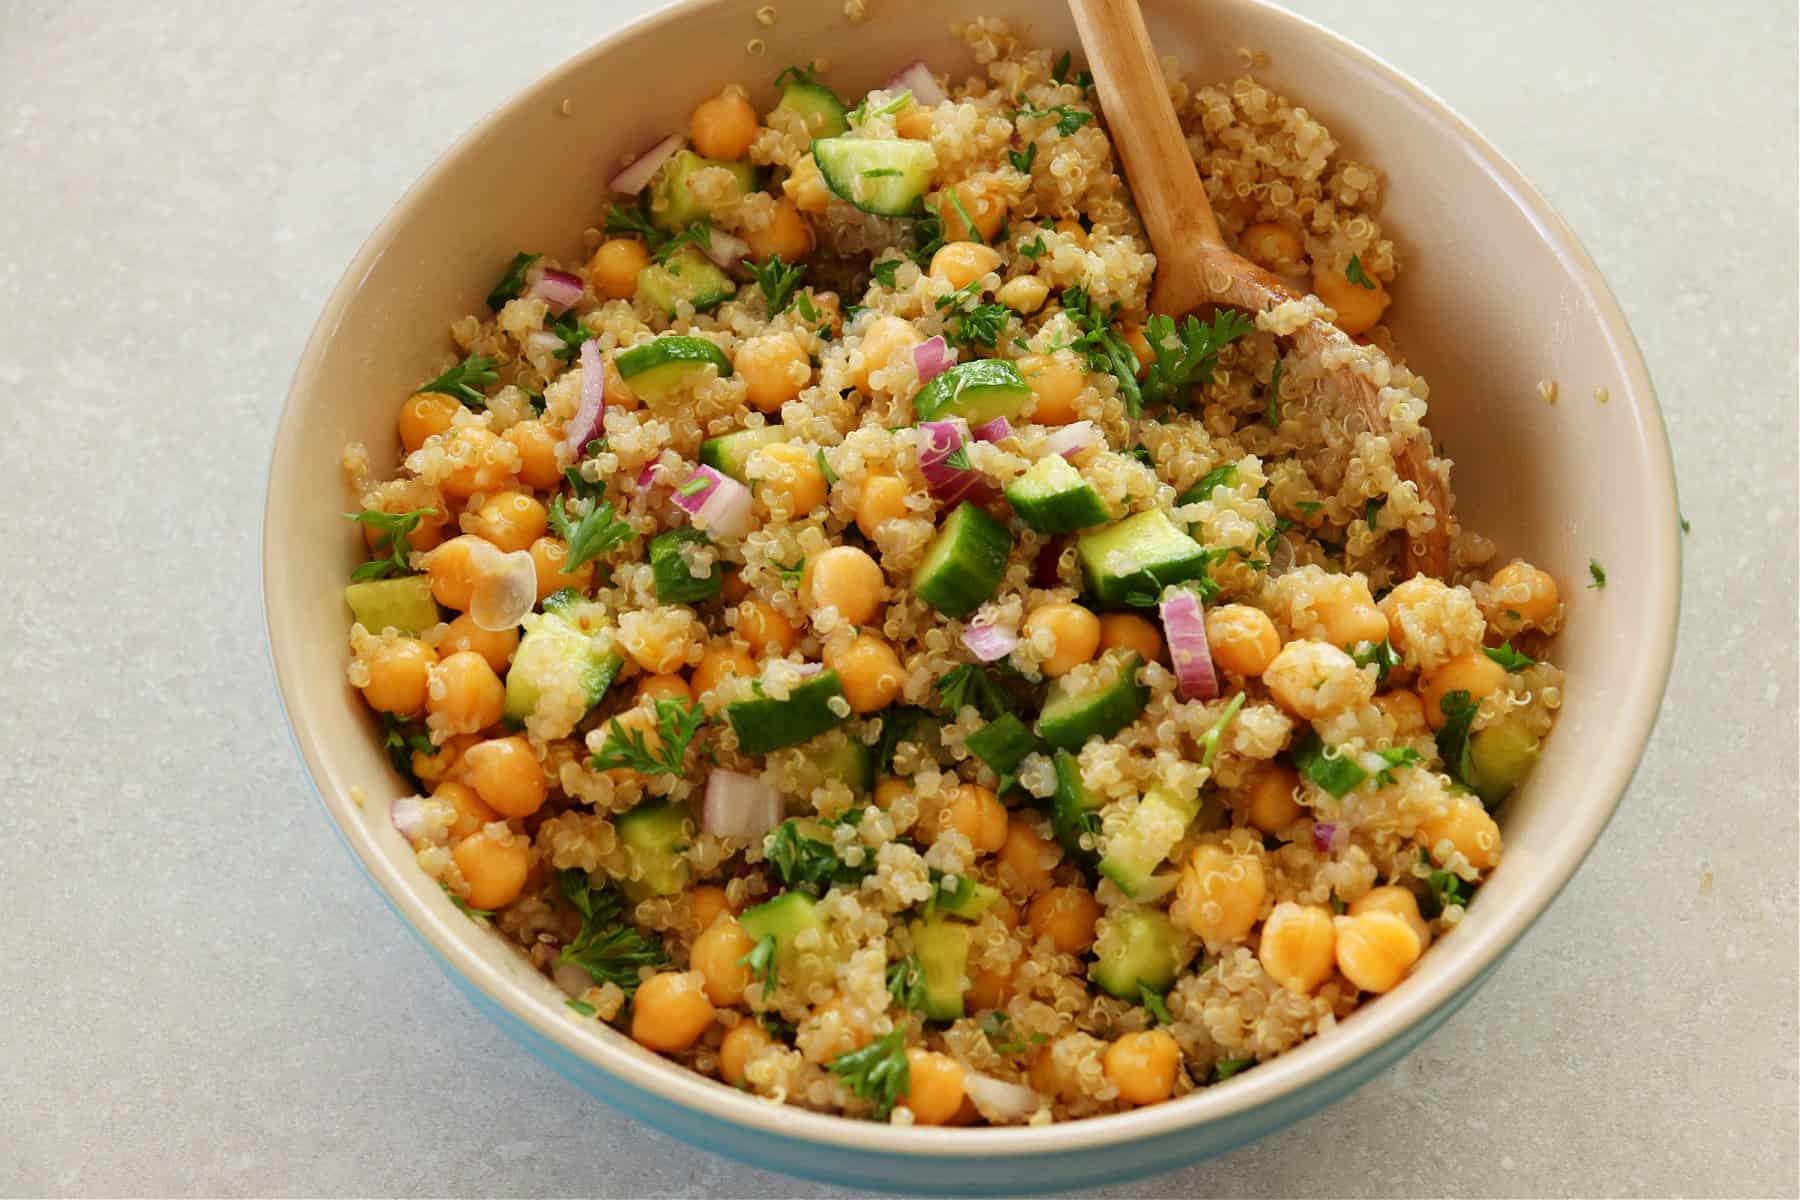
[917, 419, 990, 505]
[674, 466, 754, 540]
[963, 1072, 1040, 1123]
[1046, 421, 1099, 460]
[972, 416, 1011, 442]
[527, 267, 585, 314]
[562, 340, 607, 458]
[1160, 588, 1219, 700]
[913, 335, 954, 384]
[885, 61, 948, 106]
[635, 462, 661, 490]
[671, 465, 724, 516]
[701, 227, 750, 270]
[702, 769, 785, 839]
[961, 619, 1018, 663]
[1312, 821, 1348, 854]
[1034, 536, 1070, 588]
[607, 133, 681, 195]
[390, 795, 429, 840]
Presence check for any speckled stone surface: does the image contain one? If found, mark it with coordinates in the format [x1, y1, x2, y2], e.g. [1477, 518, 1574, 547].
[1, 1, 1794, 1196]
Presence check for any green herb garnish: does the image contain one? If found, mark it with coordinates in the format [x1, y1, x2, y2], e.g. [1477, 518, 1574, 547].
[870, 258, 901, 289]
[1265, 356, 1284, 428]
[1008, 142, 1037, 174]
[1483, 641, 1536, 671]
[739, 933, 779, 991]
[1588, 560, 1607, 589]
[936, 663, 1016, 720]
[827, 1029, 910, 1118]
[442, 883, 496, 918]
[1198, 692, 1246, 771]
[1212, 1057, 1253, 1082]
[1139, 310, 1255, 411]
[381, 713, 435, 777]
[344, 507, 436, 582]
[592, 697, 709, 777]
[1139, 985, 1174, 1025]
[1345, 255, 1376, 289]
[555, 870, 667, 995]
[547, 491, 638, 573]
[886, 953, 927, 1012]
[1349, 638, 1401, 687]
[1018, 234, 1047, 259]
[419, 353, 498, 408]
[746, 255, 807, 314]
[1434, 689, 1480, 788]
[1014, 99, 1095, 136]
[485, 252, 542, 310]
[764, 819, 869, 896]
[653, 220, 712, 265]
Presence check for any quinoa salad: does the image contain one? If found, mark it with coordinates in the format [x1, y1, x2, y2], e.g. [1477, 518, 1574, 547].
[337, 20, 1567, 1126]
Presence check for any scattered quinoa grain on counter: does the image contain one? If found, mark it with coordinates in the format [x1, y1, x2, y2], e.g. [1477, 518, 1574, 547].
[337, 20, 1567, 1125]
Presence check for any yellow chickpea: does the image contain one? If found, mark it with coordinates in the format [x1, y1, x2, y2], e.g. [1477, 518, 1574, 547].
[1241, 762, 1303, 834]
[874, 776, 912, 811]
[903, 1049, 967, 1125]
[458, 735, 548, 819]
[424, 534, 487, 611]
[412, 734, 478, 789]
[692, 645, 757, 698]
[824, 634, 903, 714]
[1313, 260, 1390, 336]
[1349, 885, 1431, 951]
[742, 198, 814, 263]
[528, 536, 595, 601]
[1176, 843, 1267, 947]
[851, 314, 923, 393]
[965, 964, 1014, 1012]
[1026, 602, 1102, 676]
[1205, 604, 1281, 677]
[432, 779, 497, 840]
[503, 419, 563, 491]
[631, 972, 717, 1052]
[1263, 640, 1368, 720]
[1104, 1031, 1181, 1105]
[439, 613, 519, 674]
[1017, 351, 1087, 425]
[782, 153, 832, 215]
[360, 637, 436, 715]
[895, 105, 935, 140]
[936, 179, 1006, 242]
[687, 884, 733, 932]
[1486, 559, 1560, 635]
[1374, 691, 1427, 736]
[1419, 651, 1509, 730]
[1258, 902, 1338, 994]
[718, 1021, 771, 1086]
[1053, 217, 1088, 246]
[1334, 911, 1422, 993]
[1098, 613, 1163, 664]
[439, 427, 512, 499]
[735, 333, 811, 414]
[929, 241, 1002, 290]
[998, 815, 1060, 895]
[856, 474, 909, 540]
[1240, 222, 1304, 271]
[603, 357, 640, 413]
[398, 391, 461, 453]
[635, 674, 693, 705]
[931, 784, 1007, 853]
[804, 546, 885, 624]
[623, 619, 694, 677]
[468, 491, 548, 554]
[689, 87, 759, 160]
[451, 828, 531, 911]
[735, 594, 797, 656]
[427, 650, 506, 734]
[690, 915, 756, 1006]
[587, 238, 649, 300]
[1417, 796, 1502, 871]
[1308, 575, 1390, 648]
[1026, 886, 1100, 954]
[756, 441, 827, 517]
[995, 275, 1049, 314]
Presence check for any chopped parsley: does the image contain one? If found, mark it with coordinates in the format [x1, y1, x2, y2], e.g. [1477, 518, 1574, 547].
[816, 448, 839, 487]
[653, 219, 712, 265]
[1014, 99, 1095, 136]
[1349, 638, 1401, 686]
[380, 713, 435, 777]
[418, 353, 498, 407]
[965, 713, 1041, 779]
[1434, 689, 1480, 789]
[343, 506, 436, 581]
[485, 251, 542, 310]
[1680, 514, 1691, 534]
[547, 488, 638, 573]
[1018, 234, 1047, 259]
[1139, 310, 1256, 411]
[1420, 851, 1474, 916]
[1052, 50, 1073, 84]
[1364, 497, 1383, 529]
[827, 1029, 910, 1118]
[546, 310, 591, 362]
[764, 819, 869, 895]
[603, 200, 662, 242]
[746, 254, 808, 314]
[945, 188, 984, 244]
[592, 698, 709, 776]
[870, 258, 902, 289]
[1198, 692, 1246, 770]
[936, 281, 1010, 350]
[738, 933, 779, 991]
[441, 883, 495, 919]
[1345, 255, 1377, 290]
[1295, 500, 1324, 516]
[1139, 985, 1174, 1025]
[1588, 559, 1607, 589]
[1212, 1057, 1254, 1082]
[936, 663, 1016, 720]
[1008, 141, 1038, 174]
[565, 999, 597, 1017]
[1124, 444, 1155, 467]
[873, 706, 932, 774]
[908, 205, 947, 267]
[773, 558, 806, 586]
[1265, 356, 1284, 428]
[848, 88, 913, 124]
[1183, 463, 1239, 503]
[1060, 286, 1143, 415]
[1483, 641, 1536, 671]
[555, 869, 667, 994]
[886, 952, 927, 1012]
[774, 63, 820, 88]
[1291, 731, 1418, 796]
[978, 1010, 1045, 1055]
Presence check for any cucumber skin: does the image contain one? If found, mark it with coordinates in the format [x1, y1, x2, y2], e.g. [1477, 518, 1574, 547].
[966, 713, 1039, 777]
[649, 528, 722, 604]
[727, 671, 850, 755]
[1035, 653, 1148, 751]
[1005, 457, 1111, 534]
[912, 359, 1031, 425]
[913, 501, 1012, 619]
[777, 82, 849, 137]
[811, 136, 936, 216]
[699, 426, 786, 481]
[1076, 510, 1213, 608]
[1048, 749, 1105, 868]
[636, 246, 735, 317]
[615, 334, 731, 380]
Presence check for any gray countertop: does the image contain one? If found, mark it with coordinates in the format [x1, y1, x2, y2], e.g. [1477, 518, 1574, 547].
[2, 1, 1795, 1196]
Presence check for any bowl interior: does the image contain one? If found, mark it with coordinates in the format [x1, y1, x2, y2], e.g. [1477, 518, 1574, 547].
[264, 0, 1678, 1167]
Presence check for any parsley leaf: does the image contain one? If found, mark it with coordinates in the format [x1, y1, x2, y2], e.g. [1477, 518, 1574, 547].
[1018, 234, 1047, 259]
[1014, 99, 1095, 136]
[1588, 560, 1607, 589]
[870, 258, 901, 289]
[1483, 641, 1536, 671]
[1060, 286, 1143, 416]
[555, 870, 667, 994]
[936, 281, 1010, 350]
[653, 220, 712, 265]
[1139, 310, 1256, 411]
[1364, 497, 1383, 529]
[1349, 638, 1401, 686]
[774, 63, 820, 88]
[827, 1029, 910, 1118]
[873, 706, 932, 774]
[442, 883, 495, 919]
[1371, 745, 1422, 785]
[1212, 1057, 1254, 1082]
[344, 507, 436, 581]
[1265, 356, 1284, 428]
[603, 201, 663, 243]
[592, 698, 709, 777]
[908, 205, 947, 268]
[936, 664, 1015, 720]
[485, 251, 542, 310]
[380, 713, 435, 777]
[966, 713, 1041, 778]
[1008, 141, 1038, 174]
[1434, 690, 1480, 787]
[1419, 851, 1474, 917]
[1198, 692, 1246, 770]
[739, 933, 779, 992]
[1345, 255, 1377, 290]
[1139, 985, 1174, 1025]
[848, 89, 913, 124]
[1680, 515, 1691, 534]
[1052, 50, 1073, 84]
[764, 819, 869, 895]
[548, 491, 638, 573]
[816, 447, 839, 487]
[886, 953, 927, 1012]
[945, 188, 984, 244]
[773, 558, 806, 587]
[546, 310, 590, 362]
[1181, 463, 1238, 503]
[943, 445, 972, 471]
[1290, 730, 1369, 798]
[746, 254, 808, 313]
[419, 353, 498, 408]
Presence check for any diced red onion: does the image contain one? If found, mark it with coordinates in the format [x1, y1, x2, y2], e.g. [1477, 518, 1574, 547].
[885, 61, 948, 107]
[917, 418, 989, 505]
[552, 962, 593, 998]
[913, 335, 954, 384]
[526, 267, 585, 314]
[469, 548, 539, 631]
[1046, 421, 1099, 460]
[562, 340, 607, 458]
[972, 416, 1011, 442]
[1159, 588, 1219, 701]
[671, 465, 724, 515]
[701, 227, 750, 270]
[1033, 536, 1069, 588]
[390, 795, 429, 840]
[673, 466, 754, 540]
[1312, 821, 1348, 854]
[963, 1072, 1040, 1123]
[607, 133, 681, 195]
[961, 618, 1018, 663]
[635, 462, 661, 489]
[702, 769, 785, 839]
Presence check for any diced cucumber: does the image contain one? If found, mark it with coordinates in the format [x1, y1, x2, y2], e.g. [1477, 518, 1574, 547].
[726, 670, 849, 755]
[930, 874, 1001, 921]
[344, 574, 439, 635]
[636, 246, 736, 317]
[615, 334, 733, 403]
[699, 425, 786, 482]
[1097, 784, 1198, 898]
[1004, 453, 1111, 533]
[1035, 651, 1148, 752]
[739, 890, 826, 977]
[503, 608, 623, 726]
[800, 727, 874, 795]
[1468, 716, 1540, 808]
[811, 136, 936, 216]
[1091, 909, 1185, 999]
[911, 918, 973, 1022]
[1077, 510, 1213, 608]
[912, 501, 1012, 618]
[614, 799, 691, 900]
[776, 81, 849, 137]
[650, 150, 756, 231]
[1049, 749, 1105, 867]
[966, 713, 1039, 778]
[912, 358, 1032, 426]
[648, 528, 721, 604]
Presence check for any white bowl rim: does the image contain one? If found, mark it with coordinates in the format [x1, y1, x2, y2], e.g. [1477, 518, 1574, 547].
[263, 0, 1680, 1161]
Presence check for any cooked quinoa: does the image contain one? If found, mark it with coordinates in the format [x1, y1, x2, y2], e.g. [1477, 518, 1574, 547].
[338, 20, 1567, 1127]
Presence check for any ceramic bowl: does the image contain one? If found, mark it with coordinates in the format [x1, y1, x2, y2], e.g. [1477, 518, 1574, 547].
[263, 0, 1679, 1190]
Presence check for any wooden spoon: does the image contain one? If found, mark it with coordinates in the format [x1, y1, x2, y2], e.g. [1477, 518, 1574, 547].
[1067, 0, 1451, 579]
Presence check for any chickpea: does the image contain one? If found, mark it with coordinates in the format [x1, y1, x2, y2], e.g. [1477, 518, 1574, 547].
[412, 734, 478, 788]
[424, 534, 488, 611]
[851, 314, 923, 393]
[360, 479, 449, 555]
[1258, 902, 1338, 994]
[735, 594, 797, 656]
[634, 674, 692, 705]
[965, 965, 1014, 1012]
[755, 441, 827, 517]
[719, 1021, 771, 1086]
[1052, 217, 1088, 245]
[1026, 886, 1100, 954]
[783, 153, 832, 215]
[895, 105, 935, 140]
[692, 645, 757, 698]
[689, 86, 759, 160]
[1017, 351, 1087, 425]
[903, 1049, 966, 1125]
[468, 491, 548, 554]
[528, 536, 595, 601]
[503, 419, 563, 491]
[603, 357, 640, 413]
[874, 776, 912, 811]
[1374, 691, 1427, 736]
[1205, 604, 1281, 677]
[631, 972, 716, 1052]
[1262, 640, 1369, 720]
[1104, 1031, 1181, 1105]
[690, 915, 756, 1006]
[1312, 260, 1390, 336]
[1417, 796, 1502, 871]
[936, 179, 1006, 242]
[398, 391, 461, 453]
[929, 241, 1002, 290]
[824, 634, 903, 714]
[1240, 222, 1304, 271]
[439, 427, 512, 499]
[1485, 559, 1560, 635]
[1176, 843, 1267, 947]
[687, 884, 733, 932]
[735, 333, 811, 414]
[1419, 651, 1508, 730]
[995, 275, 1049, 314]
[1098, 613, 1163, 664]
[432, 779, 497, 839]
[742, 198, 814, 263]
[856, 474, 909, 539]
[587, 238, 648, 300]
[931, 784, 1007, 853]
[1241, 763, 1303, 834]
[360, 637, 436, 715]
[1306, 575, 1389, 648]
[803, 546, 885, 624]
[1029, 1041, 1077, 1100]
[1025, 602, 1102, 676]
[997, 815, 1060, 895]
[458, 735, 548, 818]
[451, 827, 531, 910]
[622, 618, 695, 676]
[427, 650, 506, 734]
[438, 613, 518, 674]
[1349, 885, 1431, 950]
[1334, 911, 1422, 993]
